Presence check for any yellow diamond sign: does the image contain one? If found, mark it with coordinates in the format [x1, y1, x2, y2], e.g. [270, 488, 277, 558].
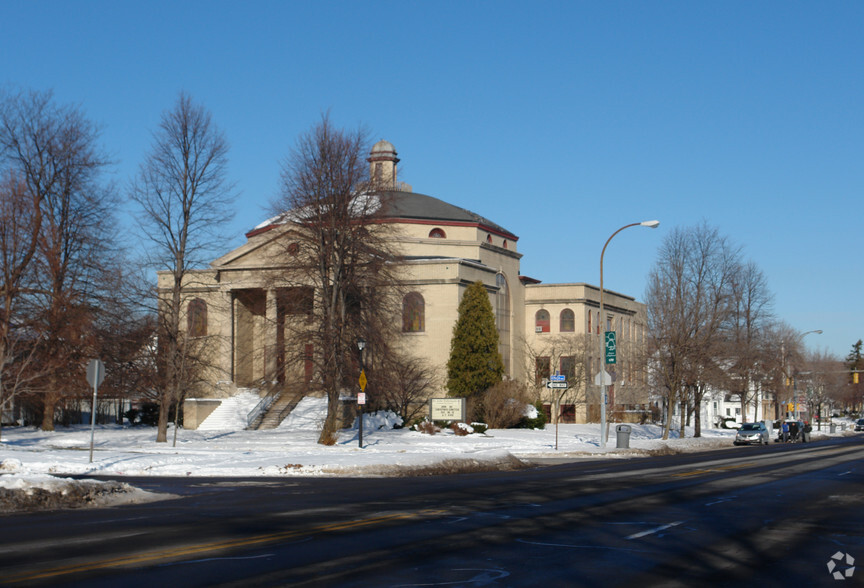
[359, 370, 367, 391]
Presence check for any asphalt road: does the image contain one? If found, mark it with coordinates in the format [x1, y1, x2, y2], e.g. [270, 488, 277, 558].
[1, 436, 862, 587]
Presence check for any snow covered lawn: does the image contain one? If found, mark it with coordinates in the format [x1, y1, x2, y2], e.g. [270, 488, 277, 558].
[0, 398, 853, 512]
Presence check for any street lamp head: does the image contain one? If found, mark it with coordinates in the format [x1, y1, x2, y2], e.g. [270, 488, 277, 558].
[640, 220, 660, 228]
[356, 338, 366, 351]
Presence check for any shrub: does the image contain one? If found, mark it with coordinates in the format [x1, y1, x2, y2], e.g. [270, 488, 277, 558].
[123, 402, 160, 426]
[471, 422, 489, 434]
[450, 422, 473, 436]
[414, 420, 441, 435]
[518, 400, 547, 429]
[482, 380, 532, 429]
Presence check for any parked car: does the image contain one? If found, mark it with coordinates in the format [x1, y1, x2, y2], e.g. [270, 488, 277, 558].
[854, 419, 864, 432]
[734, 422, 770, 445]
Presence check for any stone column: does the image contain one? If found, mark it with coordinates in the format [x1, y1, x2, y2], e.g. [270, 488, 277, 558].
[265, 289, 278, 384]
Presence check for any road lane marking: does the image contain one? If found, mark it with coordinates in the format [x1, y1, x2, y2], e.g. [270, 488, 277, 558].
[626, 521, 683, 539]
[705, 496, 737, 506]
[515, 538, 653, 552]
[3, 508, 448, 583]
[671, 463, 755, 478]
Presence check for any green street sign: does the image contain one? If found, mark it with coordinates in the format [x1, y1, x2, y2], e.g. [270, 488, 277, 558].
[604, 331, 617, 364]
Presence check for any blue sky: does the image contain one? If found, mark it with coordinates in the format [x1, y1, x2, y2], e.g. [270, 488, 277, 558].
[2, 1, 861, 358]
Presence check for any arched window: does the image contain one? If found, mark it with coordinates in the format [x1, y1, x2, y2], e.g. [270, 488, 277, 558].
[560, 308, 575, 332]
[486, 234, 492, 244]
[502, 239, 508, 249]
[402, 292, 425, 332]
[428, 228, 446, 238]
[535, 309, 550, 333]
[187, 298, 207, 337]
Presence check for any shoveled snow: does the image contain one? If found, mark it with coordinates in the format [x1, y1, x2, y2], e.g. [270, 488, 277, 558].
[0, 396, 853, 511]
[196, 390, 262, 431]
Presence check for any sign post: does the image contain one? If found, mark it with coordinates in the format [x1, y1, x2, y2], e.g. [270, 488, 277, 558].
[358, 369, 367, 448]
[86, 359, 105, 463]
[547, 375, 568, 450]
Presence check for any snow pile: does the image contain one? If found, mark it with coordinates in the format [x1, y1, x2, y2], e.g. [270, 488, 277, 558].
[279, 396, 328, 430]
[196, 390, 262, 430]
[350, 410, 403, 431]
[0, 458, 168, 512]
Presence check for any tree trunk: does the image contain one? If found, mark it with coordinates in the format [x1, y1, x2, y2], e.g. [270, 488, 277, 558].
[41, 393, 57, 431]
[156, 394, 170, 443]
[661, 397, 671, 440]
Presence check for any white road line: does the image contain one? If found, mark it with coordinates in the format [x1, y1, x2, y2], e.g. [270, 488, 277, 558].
[626, 521, 683, 540]
[705, 496, 737, 506]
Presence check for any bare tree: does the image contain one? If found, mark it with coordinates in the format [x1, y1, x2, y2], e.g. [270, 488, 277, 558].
[725, 261, 774, 421]
[373, 352, 438, 424]
[0, 88, 114, 431]
[522, 334, 592, 423]
[131, 92, 235, 443]
[0, 170, 41, 436]
[802, 350, 844, 430]
[645, 223, 741, 439]
[272, 114, 400, 444]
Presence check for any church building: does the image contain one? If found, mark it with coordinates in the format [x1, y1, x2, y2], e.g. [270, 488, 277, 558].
[163, 141, 650, 429]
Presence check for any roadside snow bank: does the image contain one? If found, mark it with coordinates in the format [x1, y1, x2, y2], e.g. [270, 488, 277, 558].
[0, 458, 171, 512]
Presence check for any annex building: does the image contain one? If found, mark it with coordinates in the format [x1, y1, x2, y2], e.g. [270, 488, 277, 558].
[165, 141, 650, 429]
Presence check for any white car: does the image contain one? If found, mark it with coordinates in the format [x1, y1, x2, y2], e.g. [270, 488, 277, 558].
[734, 422, 769, 445]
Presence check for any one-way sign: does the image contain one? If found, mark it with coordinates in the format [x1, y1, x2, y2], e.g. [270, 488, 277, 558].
[546, 382, 567, 389]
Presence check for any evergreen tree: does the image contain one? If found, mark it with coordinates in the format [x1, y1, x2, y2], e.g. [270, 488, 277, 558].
[446, 281, 504, 398]
[846, 340, 862, 368]
[846, 340, 862, 381]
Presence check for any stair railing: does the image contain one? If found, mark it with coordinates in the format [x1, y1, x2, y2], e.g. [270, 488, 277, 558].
[246, 390, 280, 429]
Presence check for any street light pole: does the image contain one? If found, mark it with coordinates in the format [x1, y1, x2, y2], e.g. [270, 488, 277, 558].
[357, 338, 366, 449]
[792, 329, 822, 420]
[599, 220, 659, 446]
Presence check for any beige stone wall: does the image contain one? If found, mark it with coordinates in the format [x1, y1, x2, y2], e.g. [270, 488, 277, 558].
[523, 283, 649, 423]
[164, 213, 647, 427]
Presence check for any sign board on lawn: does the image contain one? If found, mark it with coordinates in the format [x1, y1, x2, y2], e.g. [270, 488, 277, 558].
[429, 398, 466, 421]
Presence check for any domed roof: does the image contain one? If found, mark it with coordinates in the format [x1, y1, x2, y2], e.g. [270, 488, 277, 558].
[378, 191, 517, 240]
[371, 140, 396, 154]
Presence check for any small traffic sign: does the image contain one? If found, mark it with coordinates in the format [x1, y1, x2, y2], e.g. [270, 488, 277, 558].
[594, 370, 612, 386]
[358, 392, 366, 405]
[358, 370, 367, 391]
[546, 382, 568, 389]
[86, 359, 105, 387]
[550, 374, 566, 382]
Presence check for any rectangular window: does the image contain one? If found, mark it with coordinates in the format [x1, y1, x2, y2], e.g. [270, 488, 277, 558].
[535, 357, 550, 385]
[560, 356, 576, 380]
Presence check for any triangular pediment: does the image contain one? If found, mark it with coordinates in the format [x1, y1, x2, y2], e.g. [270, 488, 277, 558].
[211, 224, 300, 269]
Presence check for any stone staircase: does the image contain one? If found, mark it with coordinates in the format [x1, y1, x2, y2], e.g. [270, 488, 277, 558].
[197, 390, 261, 431]
[248, 389, 305, 430]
